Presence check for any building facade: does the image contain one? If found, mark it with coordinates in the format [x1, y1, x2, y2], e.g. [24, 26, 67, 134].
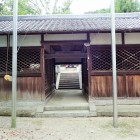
[0, 13, 140, 101]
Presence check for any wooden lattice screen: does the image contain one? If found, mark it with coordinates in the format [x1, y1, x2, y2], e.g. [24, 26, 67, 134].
[91, 47, 140, 71]
[0, 48, 41, 74]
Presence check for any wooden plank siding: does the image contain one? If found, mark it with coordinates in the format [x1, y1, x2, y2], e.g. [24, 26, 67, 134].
[0, 77, 43, 100]
[90, 76, 124, 97]
[90, 71, 140, 97]
[126, 76, 140, 97]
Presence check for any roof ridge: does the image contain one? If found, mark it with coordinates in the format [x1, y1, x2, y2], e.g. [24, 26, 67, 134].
[0, 12, 140, 21]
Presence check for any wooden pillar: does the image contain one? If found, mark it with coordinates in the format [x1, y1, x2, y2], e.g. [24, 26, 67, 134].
[40, 47, 45, 100]
[122, 32, 126, 97]
[40, 33, 45, 100]
[87, 45, 92, 96]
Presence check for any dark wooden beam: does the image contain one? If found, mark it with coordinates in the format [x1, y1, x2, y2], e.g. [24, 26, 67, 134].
[87, 33, 90, 42]
[45, 53, 87, 59]
[90, 70, 140, 76]
[122, 32, 125, 45]
[55, 62, 82, 65]
[2, 30, 140, 36]
[90, 44, 140, 49]
[0, 72, 41, 77]
[7, 34, 10, 47]
[41, 34, 44, 42]
[42, 40, 87, 44]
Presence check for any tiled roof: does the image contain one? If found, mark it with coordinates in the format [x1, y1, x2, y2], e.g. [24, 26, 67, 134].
[0, 13, 140, 34]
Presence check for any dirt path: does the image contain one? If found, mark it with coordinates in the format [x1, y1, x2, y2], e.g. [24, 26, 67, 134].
[0, 117, 140, 140]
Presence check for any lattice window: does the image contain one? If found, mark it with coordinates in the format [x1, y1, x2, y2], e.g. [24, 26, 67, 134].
[0, 49, 12, 73]
[117, 48, 140, 70]
[91, 47, 140, 71]
[91, 48, 112, 70]
[17, 49, 41, 73]
[0, 48, 41, 73]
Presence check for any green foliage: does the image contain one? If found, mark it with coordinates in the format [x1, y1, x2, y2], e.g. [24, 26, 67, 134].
[115, 0, 140, 12]
[18, 0, 39, 15]
[85, 0, 140, 14]
[0, 0, 73, 15]
[0, 0, 39, 15]
[54, 0, 72, 14]
[85, 8, 110, 14]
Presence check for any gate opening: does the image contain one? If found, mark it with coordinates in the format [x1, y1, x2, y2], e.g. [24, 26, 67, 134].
[55, 64, 82, 90]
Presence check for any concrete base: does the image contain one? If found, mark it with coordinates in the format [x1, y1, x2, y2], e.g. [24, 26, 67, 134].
[94, 98, 140, 117]
[89, 98, 96, 112]
[0, 101, 44, 117]
[1, 95, 140, 117]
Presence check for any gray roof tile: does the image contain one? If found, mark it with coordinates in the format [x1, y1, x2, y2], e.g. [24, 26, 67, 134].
[0, 13, 140, 33]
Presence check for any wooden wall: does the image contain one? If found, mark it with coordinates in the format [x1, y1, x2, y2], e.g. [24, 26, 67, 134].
[0, 47, 45, 101]
[90, 75, 124, 97]
[90, 74, 140, 97]
[126, 76, 140, 97]
[0, 76, 43, 101]
[89, 45, 140, 98]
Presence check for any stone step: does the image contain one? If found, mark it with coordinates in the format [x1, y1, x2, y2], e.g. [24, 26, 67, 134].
[60, 74, 78, 75]
[59, 86, 80, 88]
[59, 72, 80, 89]
[59, 85, 79, 87]
[60, 79, 79, 82]
[60, 76, 79, 77]
[59, 87, 80, 89]
[59, 82, 79, 84]
[60, 80, 79, 82]
[36, 110, 97, 117]
[60, 76, 78, 77]
[44, 104, 89, 111]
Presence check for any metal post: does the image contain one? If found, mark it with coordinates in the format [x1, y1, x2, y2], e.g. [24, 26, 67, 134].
[111, 0, 118, 128]
[11, 0, 18, 128]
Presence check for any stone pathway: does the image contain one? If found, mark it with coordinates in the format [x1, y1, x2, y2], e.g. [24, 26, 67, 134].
[47, 90, 87, 106]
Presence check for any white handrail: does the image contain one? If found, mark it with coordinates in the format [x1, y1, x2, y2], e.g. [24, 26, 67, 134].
[56, 72, 61, 89]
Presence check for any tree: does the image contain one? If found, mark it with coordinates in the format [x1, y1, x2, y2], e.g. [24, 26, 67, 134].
[116, 0, 140, 12]
[0, 0, 39, 15]
[85, 8, 110, 14]
[85, 0, 140, 14]
[29, 0, 72, 14]
[0, 0, 73, 15]
[54, 0, 72, 14]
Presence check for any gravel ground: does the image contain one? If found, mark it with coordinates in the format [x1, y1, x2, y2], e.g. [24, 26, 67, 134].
[0, 117, 140, 140]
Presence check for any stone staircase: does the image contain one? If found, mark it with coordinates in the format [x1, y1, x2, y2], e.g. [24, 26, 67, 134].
[36, 103, 96, 117]
[59, 73, 80, 89]
[36, 90, 97, 117]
